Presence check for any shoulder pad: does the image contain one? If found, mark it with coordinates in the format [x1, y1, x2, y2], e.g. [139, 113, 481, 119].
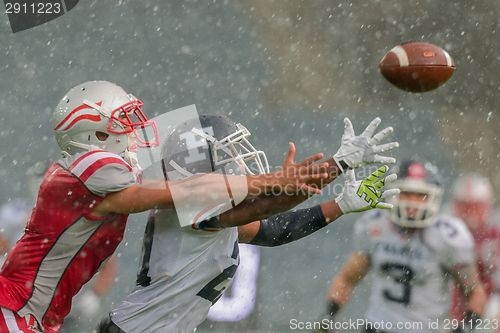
[66, 150, 136, 196]
[429, 215, 474, 251]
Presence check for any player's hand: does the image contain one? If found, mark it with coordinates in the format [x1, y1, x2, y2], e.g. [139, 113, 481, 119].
[273, 142, 329, 196]
[335, 165, 399, 214]
[333, 117, 399, 171]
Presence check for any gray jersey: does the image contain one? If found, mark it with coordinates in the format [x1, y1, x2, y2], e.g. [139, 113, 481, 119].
[111, 209, 239, 333]
[354, 210, 474, 333]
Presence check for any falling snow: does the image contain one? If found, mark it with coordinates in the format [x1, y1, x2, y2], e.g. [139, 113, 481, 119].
[0, 1, 499, 333]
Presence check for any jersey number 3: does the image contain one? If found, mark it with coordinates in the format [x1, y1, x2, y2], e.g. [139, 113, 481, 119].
[380, 262, 415, 306]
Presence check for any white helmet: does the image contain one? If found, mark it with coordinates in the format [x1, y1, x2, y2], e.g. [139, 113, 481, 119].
[52, 81, 158, 163]
[390, 160, 443, 228]
[452, 173, 493, 204]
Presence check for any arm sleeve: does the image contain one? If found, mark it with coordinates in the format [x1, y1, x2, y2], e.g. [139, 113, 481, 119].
[248, 205, 327, 247]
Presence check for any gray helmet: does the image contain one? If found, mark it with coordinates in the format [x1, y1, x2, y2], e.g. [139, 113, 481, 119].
[161, 114, 269, 180]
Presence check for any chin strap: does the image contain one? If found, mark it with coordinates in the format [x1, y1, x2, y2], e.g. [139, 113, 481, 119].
[63, 141, 101, 157]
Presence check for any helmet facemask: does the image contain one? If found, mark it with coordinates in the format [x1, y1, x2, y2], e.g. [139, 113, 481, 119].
[103, 95, 159, 149]
[191, 123, 269, 176]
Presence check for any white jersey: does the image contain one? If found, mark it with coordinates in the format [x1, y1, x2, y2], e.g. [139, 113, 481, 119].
[110, 209, 239, 333]
[354, 210, 474, 333]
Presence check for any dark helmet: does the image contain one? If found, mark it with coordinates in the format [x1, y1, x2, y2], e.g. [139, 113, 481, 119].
[161, 114, 268, 180]
[389, 160, 443, 228]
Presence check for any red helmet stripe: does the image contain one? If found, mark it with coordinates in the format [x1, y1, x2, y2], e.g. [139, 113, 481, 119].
[54, 101, 102, 130]
[62, 114, 102, 131]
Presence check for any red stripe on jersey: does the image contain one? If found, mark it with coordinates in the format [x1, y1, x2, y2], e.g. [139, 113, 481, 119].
[54, 101, 102, 130]
[0, 310, 9, 333]
[15, 312, 33, 332]
[62, 114, 102, 131]
[68, 150, 105, 171]
[0, 307, 37, 333]
[79, 157, 132, 182]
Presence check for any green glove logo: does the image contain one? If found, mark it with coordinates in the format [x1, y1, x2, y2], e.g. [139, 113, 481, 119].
[355, 165, 391, 212]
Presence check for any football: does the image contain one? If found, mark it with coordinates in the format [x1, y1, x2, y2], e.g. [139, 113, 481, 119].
[379, 41, 456, 92]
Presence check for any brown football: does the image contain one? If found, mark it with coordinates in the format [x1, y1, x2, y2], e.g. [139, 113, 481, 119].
[379, 41, 456, 92]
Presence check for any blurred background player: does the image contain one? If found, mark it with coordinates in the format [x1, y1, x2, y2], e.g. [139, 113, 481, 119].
[102, 115, 399, 333]
[450, 173, 500, 329]
[316, 160, 487, 333]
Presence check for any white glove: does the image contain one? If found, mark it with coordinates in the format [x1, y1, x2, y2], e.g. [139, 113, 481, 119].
[335, 165, 400, 214]
[72, 289, 101, 319]
[334, 117, 399, 171]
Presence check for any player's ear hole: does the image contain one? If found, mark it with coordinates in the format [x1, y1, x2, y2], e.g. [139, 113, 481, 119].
[96, 131, 109, 141]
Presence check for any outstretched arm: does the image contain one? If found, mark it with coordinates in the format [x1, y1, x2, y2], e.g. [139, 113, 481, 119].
[312, 252, 371, 333]
[234, 116, 401, 233]
[325, 252, 370, 318]
[238, 165, 398, 243]
[450, 264, 487, 323]
[93, 144, 329, 216]
[238, 200, 342, 245]
[95, 117, 398, 218]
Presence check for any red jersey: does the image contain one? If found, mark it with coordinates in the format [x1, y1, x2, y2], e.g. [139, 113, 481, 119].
[451, 225, 500, 319]
[0, 150, 137, 333]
